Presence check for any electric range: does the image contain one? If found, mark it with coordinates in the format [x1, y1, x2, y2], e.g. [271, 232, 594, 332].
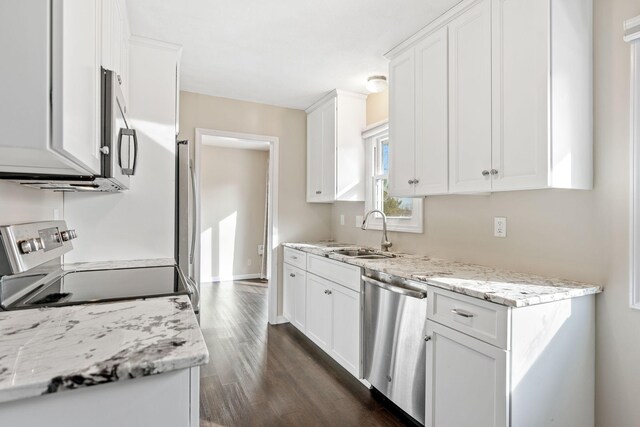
[0, 221, 198, 312]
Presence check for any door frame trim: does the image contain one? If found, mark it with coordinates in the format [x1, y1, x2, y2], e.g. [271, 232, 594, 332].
[195, 128, 280, 324]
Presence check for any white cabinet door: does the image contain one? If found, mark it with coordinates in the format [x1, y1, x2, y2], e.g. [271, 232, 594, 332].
[307, 107, 324, 202]
[414, 26, 449, 196]
[426, 321, 508, 427]
[305, 274, 332, 350]
[283, 263, 306, 332]
[51, 0, 102, 175]
[292, 269, 307, 332]
[307, 98, 336, 203]
[388, 48, 417, 197]
[448, 0, 492, 193]
[329, 283, 360, 377]
[491, 0, 549, 191]
[283, 263, 296, 323]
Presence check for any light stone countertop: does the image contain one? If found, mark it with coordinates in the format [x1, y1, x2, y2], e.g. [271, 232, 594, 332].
[283, 242, 602, 307]
[0, 295, 208, 404]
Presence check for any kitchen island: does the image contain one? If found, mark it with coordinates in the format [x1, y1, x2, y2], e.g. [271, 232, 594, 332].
[0, 295, 208, 427]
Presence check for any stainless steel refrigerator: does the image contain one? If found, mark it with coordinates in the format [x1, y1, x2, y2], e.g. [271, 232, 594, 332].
[176, 140, 200, 314]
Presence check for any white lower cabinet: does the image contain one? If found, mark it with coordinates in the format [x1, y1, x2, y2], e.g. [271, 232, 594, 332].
[329, 278, 360, 376]
[282, 263, 306, 333]
[281, 249, 362, 379]
[426, 321, 507, 427]
[306, 273, 360, 377]
[426, 286, 595, 427]
[305, 273, 333, 350]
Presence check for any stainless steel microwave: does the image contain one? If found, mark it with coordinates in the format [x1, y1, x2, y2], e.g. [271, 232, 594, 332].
[0, 68, 138, 192]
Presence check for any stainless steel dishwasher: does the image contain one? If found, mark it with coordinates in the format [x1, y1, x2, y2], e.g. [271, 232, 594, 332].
[362, 270, 427, 425]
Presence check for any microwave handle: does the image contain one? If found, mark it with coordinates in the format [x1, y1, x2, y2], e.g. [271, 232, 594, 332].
[118, 128, 138, 176]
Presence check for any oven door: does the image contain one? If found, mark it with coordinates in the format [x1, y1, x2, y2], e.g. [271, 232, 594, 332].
[101, 68, 137, 189]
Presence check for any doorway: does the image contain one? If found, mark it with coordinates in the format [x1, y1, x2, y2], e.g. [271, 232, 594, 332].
[195, 128, 279, 324]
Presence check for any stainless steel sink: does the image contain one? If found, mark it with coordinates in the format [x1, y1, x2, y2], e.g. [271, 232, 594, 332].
[331, 249, 397, 259]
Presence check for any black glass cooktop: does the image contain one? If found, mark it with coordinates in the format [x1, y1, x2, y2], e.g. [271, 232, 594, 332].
[11, 266, 189, 309]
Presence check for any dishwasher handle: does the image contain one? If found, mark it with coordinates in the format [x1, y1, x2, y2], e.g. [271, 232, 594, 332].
[362, 276, 426, 299]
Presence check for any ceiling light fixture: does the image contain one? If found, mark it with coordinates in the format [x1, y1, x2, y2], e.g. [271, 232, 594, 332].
[366, 75, 388, 93]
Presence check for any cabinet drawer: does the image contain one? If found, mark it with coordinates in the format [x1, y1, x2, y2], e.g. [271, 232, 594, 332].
[307, 254, 361, 293]
[427, 286, 510, 349]
[283, 247, 306, 270]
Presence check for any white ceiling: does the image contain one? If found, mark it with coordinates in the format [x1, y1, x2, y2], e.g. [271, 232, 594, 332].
[127, 0, 461, 110]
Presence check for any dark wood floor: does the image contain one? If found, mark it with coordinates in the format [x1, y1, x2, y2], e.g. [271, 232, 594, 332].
[198, 281, 410, 427]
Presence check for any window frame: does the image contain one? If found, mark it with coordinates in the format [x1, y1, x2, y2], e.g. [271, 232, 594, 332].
[626, 16, 640, 310]
[363, 121, 424, 234]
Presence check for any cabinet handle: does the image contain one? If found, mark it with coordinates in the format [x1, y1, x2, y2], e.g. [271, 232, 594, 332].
[327, 290, 332, 295]
[490, 169, 499, 176]
[289, 273, 295, 277]
[408, 179, 415, 184]
[482, 170, 490, 177]
[413, 179, 419, 184]
[315, 190, 322, 194]
[324, 289, 332, 295]
[291, 256, 298, 260]
[424, 335, 432, 342]
[451, 308, 475, 318]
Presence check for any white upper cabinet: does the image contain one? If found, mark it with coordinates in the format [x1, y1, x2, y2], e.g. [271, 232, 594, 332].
[448, 0, 492, 193]
[386, 0, 593, 194]
[491, 0, 593, 191]
[388, 49, 416, 197]
[51, 0, 102, 176]
[389, 27, 449, 197]
[102, 0, 131, 102]
[306, 90, 366, 203]
[415, 27, 449, 196]
[0, 0, 131, 177]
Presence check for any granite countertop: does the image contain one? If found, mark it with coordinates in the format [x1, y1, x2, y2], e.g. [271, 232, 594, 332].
[0, 295, 208, 404]
[284, 242, 602, 307]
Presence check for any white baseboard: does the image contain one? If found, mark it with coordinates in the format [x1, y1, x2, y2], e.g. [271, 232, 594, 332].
[203, 273, 262, 283]
[272, 315, 288, 325]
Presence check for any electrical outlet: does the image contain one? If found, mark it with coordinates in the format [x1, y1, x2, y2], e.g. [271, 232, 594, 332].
[340, 214, 345, 226]
[494, 217, 507, 238]
[355, 215, 364, 228]
[257, 244, 264, 256]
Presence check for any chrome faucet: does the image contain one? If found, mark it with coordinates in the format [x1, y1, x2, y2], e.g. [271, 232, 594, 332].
[361, 209, 393, 252]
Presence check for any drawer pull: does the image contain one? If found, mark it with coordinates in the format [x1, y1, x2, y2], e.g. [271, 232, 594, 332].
[291, 256, 298, 260]
[451, 308, 475, 318]
[289, 273, 295, 277]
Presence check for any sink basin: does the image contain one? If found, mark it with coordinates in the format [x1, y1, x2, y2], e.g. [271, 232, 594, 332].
[332, 249, 377, 257]
[322, 243, 353, 248]
[332, 249, 397, 259]
[356, 255, 394, 260]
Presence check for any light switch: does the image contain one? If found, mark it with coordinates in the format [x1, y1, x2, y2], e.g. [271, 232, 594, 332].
[494, 217, 507, 238]
[340, 214, 345, 226]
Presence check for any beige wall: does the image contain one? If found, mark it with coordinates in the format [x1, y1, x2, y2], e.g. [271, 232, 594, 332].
[365, 88, 389, 125]
[0, 182, 62, 225]
[334, 1, 640, 425]
[200, 145, 268, 281]
[179, 91, 333, 311]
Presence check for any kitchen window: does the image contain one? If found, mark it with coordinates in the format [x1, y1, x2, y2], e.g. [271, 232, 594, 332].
[363, 122, 423, 233]
[626, 16, 640, 309]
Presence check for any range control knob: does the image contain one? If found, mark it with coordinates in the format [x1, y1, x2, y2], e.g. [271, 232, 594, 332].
[18, 238, 44, 254]
[61, 230, 77, 241]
